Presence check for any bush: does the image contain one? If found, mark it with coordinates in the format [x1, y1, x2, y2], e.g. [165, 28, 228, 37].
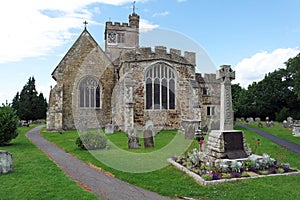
[0, 104, 19, 145]
[76, 132, 107, 150]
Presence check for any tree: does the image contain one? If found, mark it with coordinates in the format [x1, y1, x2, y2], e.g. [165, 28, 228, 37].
[0, 104, 19, 145]
[286, 53, 300, 100]
[36, 93, 47, 119]
[232, 66, 300, 120]
[11, 77, 47, 121]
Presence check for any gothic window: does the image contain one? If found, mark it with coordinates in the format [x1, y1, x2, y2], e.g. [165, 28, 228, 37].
[145, 62, 176, 110]
[79, 77, 101, 108]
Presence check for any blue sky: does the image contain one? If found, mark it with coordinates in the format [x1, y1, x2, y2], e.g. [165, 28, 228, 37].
[0, 0, 299, 104]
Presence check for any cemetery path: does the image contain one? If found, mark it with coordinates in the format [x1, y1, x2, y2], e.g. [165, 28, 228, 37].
[26, 126, 171, 200]
[239, 124, 300, 156]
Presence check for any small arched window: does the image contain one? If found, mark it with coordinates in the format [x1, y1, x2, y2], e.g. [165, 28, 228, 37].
[79, 77, 101, 108]
[145, 62, 176, 110]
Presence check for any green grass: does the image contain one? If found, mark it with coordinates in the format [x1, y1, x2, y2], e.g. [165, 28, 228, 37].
[0, 125, 99, 200]
[240, 121, 300, 146]
[106, 130, 177, 152]
[42, 127, 300, 200]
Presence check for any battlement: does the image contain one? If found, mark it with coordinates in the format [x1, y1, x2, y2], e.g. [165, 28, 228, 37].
[130, 46, 196, 65]
[106, 21, 132, 28]
[105, 13, 139, 29]
[197, 73, 220, 84]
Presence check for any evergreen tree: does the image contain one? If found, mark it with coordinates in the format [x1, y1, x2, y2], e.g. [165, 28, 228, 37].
[12, 77, 47, 121]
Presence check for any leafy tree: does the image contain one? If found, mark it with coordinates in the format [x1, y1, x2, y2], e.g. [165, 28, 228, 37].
[232, 65, 300, 120]
[0, 103, 19, 145]
[286, 53, 300, 100]
[11, 77, 47, 121]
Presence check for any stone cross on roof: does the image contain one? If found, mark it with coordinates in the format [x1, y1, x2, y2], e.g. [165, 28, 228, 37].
[83, 21, 88, 29]
[216, 65, 235, 83]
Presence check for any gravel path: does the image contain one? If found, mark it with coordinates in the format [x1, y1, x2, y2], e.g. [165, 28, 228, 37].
[26, 126, 171, 200]
[239, 124, 300, 156]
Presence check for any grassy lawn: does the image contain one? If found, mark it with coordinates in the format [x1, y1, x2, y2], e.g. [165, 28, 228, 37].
[106, 130, 178, 152]
[240, 121, 300, 146]
[41, 127, 300, 200]
[0, 125, 99, 200]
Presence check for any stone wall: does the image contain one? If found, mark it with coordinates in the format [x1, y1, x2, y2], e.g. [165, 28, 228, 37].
[196, 73, 221, 130]
[48, 30, 115, 130]
[112, 46, 200, 130]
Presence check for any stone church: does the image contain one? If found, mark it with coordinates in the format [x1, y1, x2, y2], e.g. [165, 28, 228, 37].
[46, 11, 221, 132]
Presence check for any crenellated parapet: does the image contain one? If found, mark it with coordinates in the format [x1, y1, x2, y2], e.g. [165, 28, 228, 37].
[106, 22, 131, 28]
[121, 46, 196, 66]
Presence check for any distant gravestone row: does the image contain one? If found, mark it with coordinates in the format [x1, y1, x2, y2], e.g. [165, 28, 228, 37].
[281, 117, 300, 137]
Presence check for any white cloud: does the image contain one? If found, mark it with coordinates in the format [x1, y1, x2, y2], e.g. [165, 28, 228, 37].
[152, 11, 169, 17]
[233, 48, 300, 88]
[139, 19, 159, 32]
[0, 0, 146, 64]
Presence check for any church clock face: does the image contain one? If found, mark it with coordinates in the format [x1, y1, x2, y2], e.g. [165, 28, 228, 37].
[107, 31, 117, 43]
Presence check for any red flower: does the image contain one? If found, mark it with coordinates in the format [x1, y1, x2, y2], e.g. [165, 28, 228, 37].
[257, 139, 261, 145]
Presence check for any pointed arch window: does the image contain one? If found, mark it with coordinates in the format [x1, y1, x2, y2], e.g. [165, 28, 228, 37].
[79, 77, 101, 108]
[145, 62, 176, 110]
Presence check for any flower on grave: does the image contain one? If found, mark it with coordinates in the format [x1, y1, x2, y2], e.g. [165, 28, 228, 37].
[257, 138, 261, 145]
[212, 174, 219, 180]
[283, 163, 290, 172]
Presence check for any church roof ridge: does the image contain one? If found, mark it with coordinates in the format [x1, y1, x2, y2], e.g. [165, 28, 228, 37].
[51, 28, 106, 80]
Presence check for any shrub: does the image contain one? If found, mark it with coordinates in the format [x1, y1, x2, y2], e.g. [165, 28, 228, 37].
[0, 104, 19, 145]
[76, 132, 107, 150]
[201, 174, 212, 181]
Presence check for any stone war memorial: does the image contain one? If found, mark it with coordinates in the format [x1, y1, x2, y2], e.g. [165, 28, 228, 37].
[206, 65, 250, 160]
[168, 65, 300, 186]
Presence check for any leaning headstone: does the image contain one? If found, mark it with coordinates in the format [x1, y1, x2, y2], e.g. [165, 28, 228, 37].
[143, 129, 154, 148]
[0, 151, 13, 174]
[292, 125, 300, 137]
[105, 124, 114, 134]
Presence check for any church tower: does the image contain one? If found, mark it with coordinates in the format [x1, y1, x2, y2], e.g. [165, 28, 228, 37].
[105, 12, 140, 64]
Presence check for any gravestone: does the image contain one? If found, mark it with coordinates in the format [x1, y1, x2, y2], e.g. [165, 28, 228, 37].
[287, 117, 293, 124]
[77, 119, 87, 133]
[283, 120, 288, 128]
[292, 125, 300, 137]
[143, 129, 154, 148]
[0, 151, 13, 174]
[206, 65, 249, 160]
[255, 117, 261, 123]
[181, 120, 199, 140]
[247, 117, 254, 124]
[105, 124, 114, 134]
[127, 128, 140, 149]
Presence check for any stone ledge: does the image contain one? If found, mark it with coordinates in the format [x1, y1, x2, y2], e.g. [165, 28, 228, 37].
[167, 158, 300, 186]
